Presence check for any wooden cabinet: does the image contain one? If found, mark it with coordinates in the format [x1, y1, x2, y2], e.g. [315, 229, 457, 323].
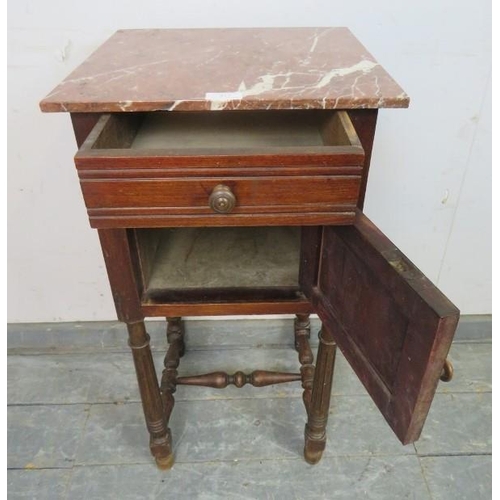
[41, 27, 459, 469]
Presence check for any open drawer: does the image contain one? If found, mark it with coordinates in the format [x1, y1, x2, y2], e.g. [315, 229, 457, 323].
[75, 110, 365, 228]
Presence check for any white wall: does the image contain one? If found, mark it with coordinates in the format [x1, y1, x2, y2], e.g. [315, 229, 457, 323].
[7, 1, 491, 322]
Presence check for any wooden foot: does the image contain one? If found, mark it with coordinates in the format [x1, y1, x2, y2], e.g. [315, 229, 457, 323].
[151, 429, 174, 470]
[155, 452, 175, 470]
[304, 434, 326, 464]
[303, 325, 336, 465]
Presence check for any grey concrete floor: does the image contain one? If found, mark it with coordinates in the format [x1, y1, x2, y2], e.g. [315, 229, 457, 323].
[8, 318, 491, 499]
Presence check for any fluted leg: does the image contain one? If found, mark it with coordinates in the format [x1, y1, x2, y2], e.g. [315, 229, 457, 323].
[128, 321, 173, 469]
[304, 325, 337, 465]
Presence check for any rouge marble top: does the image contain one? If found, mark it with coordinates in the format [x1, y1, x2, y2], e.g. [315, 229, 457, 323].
[40, 28, 409, 113]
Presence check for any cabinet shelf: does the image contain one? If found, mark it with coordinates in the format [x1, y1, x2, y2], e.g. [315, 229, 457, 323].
[137, 226, 303, 304]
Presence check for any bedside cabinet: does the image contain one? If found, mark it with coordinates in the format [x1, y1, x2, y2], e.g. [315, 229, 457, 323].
[40, 28, 459, 469]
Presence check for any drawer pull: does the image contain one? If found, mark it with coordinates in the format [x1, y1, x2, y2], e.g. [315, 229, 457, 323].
[209, 185, 236, 214]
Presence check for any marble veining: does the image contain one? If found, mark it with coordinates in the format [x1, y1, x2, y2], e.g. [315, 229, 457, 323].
[40, 28, 409, 113]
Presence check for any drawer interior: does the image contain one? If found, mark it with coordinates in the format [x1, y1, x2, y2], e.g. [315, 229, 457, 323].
[134, 226, 302, 303]
[84, 110, 362, 153]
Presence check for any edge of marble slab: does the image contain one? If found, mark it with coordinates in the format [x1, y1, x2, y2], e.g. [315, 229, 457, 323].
[39, 95, 410, 113]
[6, 315, 491, 353]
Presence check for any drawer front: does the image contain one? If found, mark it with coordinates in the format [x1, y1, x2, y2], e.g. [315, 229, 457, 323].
[81, 175, 361, 228]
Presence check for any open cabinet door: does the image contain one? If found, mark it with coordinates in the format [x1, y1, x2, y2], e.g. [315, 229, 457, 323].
[302, 212, 459, 444]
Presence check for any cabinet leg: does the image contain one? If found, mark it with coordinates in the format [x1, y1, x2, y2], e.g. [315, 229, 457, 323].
[294, 314, 311, 351]
[295, 314, 314, 414]
[304, 325, 337, 465]
[127, 321, 173, 470]
[160, 317, 184, 461]
[166, 317, 185, 357]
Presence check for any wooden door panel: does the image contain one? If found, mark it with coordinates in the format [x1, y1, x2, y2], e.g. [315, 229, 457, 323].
[305, 212, 459, 444]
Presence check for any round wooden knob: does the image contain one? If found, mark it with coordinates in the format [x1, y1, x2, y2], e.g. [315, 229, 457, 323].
[209, 185, 236, 214]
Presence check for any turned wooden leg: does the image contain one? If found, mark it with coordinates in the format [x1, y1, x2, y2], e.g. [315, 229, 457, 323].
[294, 314, 311, 351]
[96, 229, 173, 469]
[304, 324, 337, 465]
[166, 317, 185, 357]
[158, 317, 186, 470]
[295, 314, 314, 414]
[128, 321, 174, 470]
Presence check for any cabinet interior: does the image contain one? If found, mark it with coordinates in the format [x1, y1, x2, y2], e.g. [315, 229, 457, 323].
[134, 226, 303, 303]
